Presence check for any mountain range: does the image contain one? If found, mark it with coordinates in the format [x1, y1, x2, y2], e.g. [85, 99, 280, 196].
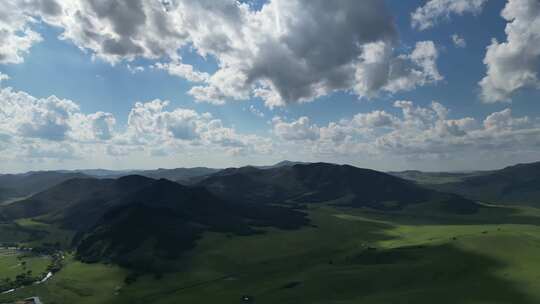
[3, 160, 540, 272]
[429, 162, 540, 205]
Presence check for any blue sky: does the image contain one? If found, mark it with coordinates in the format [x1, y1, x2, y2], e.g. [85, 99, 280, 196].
[1, 0, 540, 172]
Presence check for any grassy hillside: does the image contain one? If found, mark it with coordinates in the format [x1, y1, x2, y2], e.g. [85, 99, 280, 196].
[1, 205, 540, 304]
[74, 179, 309, 272]
[2, 176, 309, 273]
[199, 163, 480, 214]
[431, 162, 540, 205]
[0, 172, 88, 201]
[2, 163, 539, 303]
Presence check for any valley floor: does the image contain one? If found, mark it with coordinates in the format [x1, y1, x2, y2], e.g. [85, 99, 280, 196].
[2, 204, 540, 304]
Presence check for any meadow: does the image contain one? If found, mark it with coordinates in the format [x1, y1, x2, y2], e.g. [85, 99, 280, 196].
[1, 204, 540, 304]
[0, 249, 50, 283]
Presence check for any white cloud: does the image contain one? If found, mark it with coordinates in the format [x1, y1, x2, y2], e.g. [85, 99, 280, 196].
[354, 41, 442, 97]
[124, 99, 269, 156]
[270, 99, 540, 167]
[272, 116, 320, 141]
[0, 88, 77, 141]
[1, 81, 540, 170]
[0, 72, 9, 83]
[452, 34, 467, 48]
[352, 111, 399, 129]
[0, 0, 45, 64]
[0, 85, 119, 144]
[126, 64, 144, 74]
[479, 0, 540, 102]
[2, 0, 445, 107]
[483, 108, 531, 131]
[154, 61, 209, 82]
[412, 0, 488, 30]
[126, 99, 205, 142]
[0, 84, 272, 163]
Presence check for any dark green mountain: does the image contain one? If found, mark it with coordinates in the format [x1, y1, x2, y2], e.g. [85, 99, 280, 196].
[72, 167, 220, 183]
[255, 160, 310, 169]
[198, 163, 480, 214]
[121, 167, 219, 184]
[388, 170, 488, 185]
[0, 163, 485, 273]
[0, 171, 88, 201]
[0, 175, 154, 225]
[0, 187, 20, 203]
[75, 179, 308, 271]
[0, 175, 308, 272]
[433, 161, 540, 205]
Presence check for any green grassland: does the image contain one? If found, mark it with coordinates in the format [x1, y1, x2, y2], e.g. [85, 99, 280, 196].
[2, 204, 540, 303]
[0, 249, 51, 282]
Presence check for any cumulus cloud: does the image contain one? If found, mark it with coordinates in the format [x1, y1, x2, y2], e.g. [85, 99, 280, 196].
[124, 99, 269, 155]
[184, 0, 399, 107]
[351, 111, 399, 129]
[0, 88, 77, 141]
[0, 83, 271, 162]
[0, 83, 119, 161]
[479, 0, 540, 102]
[84, 112, 116, 141]
[1, 0, 445, 107]
[412, 0, 488, 30]
[0, 72, 9, 83]
[271, 99, 540, 165]
[0, 85, 120, 145]
[452, 34, 467, 48]
[354, 41, 442, 97]
[126, 100, 202, 141]
[272, 116, 320, 141]
[1, 79, 539, 169]
[153, 61, 209, 82]
[0, 1, 43, 64]
[483, 108, 531, 131]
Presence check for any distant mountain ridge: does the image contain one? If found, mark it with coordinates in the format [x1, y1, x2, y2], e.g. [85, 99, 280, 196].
[198, 162, 480, 214]
[432, 161, 540, 205]
[0, 161, 491, 272]
[0, 161, 308, 196]
[0, 171, 89, 201]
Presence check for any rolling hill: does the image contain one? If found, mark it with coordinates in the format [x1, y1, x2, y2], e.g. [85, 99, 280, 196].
[65, 167, 220, 184]
[0, 175, 309, 272]
[0, 162, 487, 273]
[432, 161, 540, 205]
[0, 175, 155, 225]
[388, 170, 488, 185]
[0, 171, 88, 202]
[198, 163, 480, 214]
[74, 178, 309, 271]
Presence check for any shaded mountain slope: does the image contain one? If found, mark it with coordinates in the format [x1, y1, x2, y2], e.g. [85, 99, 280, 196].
[0, 175, 155, 225]
[198, 163, 480, 214]
[74, 179, 309, 270]
[1, 175, 309, 272]
[70, 167, 221, 183]
[388, 170, 488, 185]
[0, 171, 88, 201]
[126, 167, 220, 184]
[433, 161, 540, 205]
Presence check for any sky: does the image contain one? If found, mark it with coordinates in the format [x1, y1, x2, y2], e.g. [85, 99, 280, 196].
[1, 0, 540, 173]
